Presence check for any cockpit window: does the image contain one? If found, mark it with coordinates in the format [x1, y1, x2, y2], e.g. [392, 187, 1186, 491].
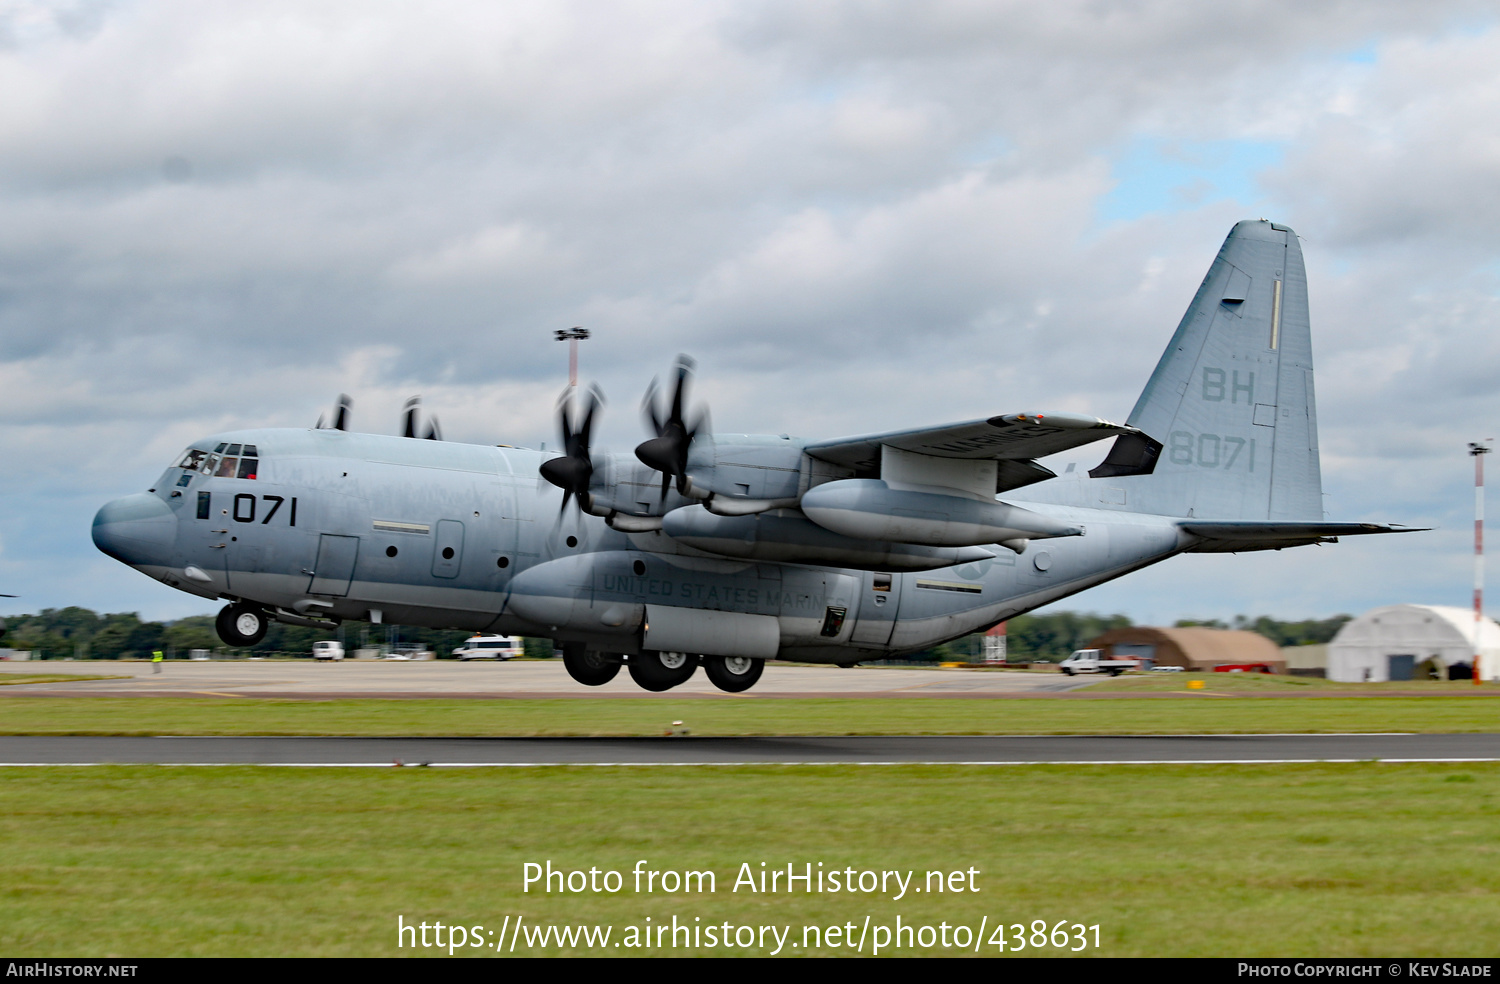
[183, 445, 259, 480]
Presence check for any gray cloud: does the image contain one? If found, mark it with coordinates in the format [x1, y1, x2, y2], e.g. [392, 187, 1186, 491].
[1, 1, 1496, 620]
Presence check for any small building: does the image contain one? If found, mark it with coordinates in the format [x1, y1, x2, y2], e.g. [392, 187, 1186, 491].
[1281, 643, 1328, 677]
[1327, 605, 1500, 682]
[1087, 626, 1285, 672]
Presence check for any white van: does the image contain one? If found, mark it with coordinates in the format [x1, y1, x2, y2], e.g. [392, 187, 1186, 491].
[452, 635, 523, 660]
[312, 641, 345, 661]
[1058, 649, 1135, 676]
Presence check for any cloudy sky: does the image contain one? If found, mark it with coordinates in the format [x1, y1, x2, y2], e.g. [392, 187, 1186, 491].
[3, 0, 1498, 625]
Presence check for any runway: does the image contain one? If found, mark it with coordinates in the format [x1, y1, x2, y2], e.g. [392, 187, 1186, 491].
[2, 733, 1497, 765]
[0, 658, 1095, 698]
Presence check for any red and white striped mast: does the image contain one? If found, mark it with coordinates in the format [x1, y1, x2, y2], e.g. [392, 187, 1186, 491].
[555, 326, 590, 389]
[1470, 442, 1490, 685]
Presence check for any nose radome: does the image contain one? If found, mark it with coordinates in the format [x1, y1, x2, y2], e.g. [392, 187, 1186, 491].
[92, 493, 176, 566]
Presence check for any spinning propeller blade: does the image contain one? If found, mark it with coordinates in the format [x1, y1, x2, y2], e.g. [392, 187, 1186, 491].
[636, 355, 707, 502]
[539, 385, 604, 516]
[401, 397, 443, 441]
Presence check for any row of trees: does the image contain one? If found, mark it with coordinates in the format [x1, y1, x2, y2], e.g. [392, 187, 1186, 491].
[0, 607, 532, 660]
[1173, 614, 1351, 648]
[2, 605, 1352, 662]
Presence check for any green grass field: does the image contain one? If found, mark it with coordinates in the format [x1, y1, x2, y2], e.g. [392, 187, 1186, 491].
[0, 693, 1496, 736]
[0, 674, 124, 687]
[2, 762, 1496, 957]
[1087, 673, 1494, 693]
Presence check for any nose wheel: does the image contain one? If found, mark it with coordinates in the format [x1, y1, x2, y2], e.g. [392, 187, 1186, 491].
[215, 603, 269, 647]
[627, 650, 698, 691]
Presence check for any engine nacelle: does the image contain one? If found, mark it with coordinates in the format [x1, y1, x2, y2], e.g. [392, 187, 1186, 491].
[800, 479, 1082, 547]
[660, 505, 995, 572]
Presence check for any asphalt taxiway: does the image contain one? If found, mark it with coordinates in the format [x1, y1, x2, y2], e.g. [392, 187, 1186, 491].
[2, 733, 1496, 765]
[0, 658, 1094, 698]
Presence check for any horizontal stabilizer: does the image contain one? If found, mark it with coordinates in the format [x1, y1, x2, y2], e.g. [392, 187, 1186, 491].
[1180, 521, 1425, 554]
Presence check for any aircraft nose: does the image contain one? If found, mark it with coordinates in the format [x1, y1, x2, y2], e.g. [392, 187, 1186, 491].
[92, 493, 176, 566]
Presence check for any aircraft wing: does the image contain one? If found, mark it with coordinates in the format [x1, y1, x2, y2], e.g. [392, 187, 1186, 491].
[1180, 521, 1426, 554]
[803, 412, 1141, 493]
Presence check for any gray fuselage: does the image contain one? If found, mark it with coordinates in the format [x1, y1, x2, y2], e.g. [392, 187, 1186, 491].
[92, 427, 1188, 661]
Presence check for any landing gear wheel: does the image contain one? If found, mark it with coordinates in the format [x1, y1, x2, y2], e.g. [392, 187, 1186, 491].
[215, 603, 268, 647]
[628, 651, 698, 692]
[562, 644, 621, 687]
[703, 655, 764, 693]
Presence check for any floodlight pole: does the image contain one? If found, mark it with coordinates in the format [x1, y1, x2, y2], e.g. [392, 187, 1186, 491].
[1471, 442, 1490, 686]
[555, 327, 591, 389]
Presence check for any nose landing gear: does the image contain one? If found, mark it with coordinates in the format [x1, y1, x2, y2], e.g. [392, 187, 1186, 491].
[215, 603, 269, 647]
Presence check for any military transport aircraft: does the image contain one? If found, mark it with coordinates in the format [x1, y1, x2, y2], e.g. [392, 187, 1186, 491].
[93, 220, 1410, 692]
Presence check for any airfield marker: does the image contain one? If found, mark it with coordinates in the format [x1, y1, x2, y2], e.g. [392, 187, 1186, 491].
[1471, 442, 1490, 686]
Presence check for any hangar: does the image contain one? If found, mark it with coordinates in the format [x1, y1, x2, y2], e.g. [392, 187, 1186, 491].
[1087, 626, 1285, 672]
[1326, 604, 1500, 682]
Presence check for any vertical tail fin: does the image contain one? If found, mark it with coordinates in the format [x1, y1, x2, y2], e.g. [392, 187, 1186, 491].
[1091, 220, 1322, 520]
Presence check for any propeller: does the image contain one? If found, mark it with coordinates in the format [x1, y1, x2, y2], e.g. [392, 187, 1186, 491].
[539, 385, 604, 516]
[635, 355, 708, 503]
[316, 394, 353, 431]
[401, 396, 442, 441]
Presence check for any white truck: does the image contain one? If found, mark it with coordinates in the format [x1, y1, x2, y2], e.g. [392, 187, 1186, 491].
[1058, 649, 1137, 676]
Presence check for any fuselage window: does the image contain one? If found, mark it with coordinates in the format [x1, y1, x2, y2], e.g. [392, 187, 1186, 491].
[196, 491, 211, 520]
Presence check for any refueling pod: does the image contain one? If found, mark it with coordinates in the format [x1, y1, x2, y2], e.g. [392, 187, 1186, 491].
[660, 505, 996, 571]
[799, 479, 1083, 547]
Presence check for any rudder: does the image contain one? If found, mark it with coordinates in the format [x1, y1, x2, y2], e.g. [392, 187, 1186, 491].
[1091, 220, 1322, 521]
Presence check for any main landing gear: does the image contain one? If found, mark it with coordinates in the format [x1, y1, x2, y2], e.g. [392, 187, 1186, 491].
[702, 654, 764, 693]
[628, 650, 698, 692]
[559, 646, 768, 693]
[562, 643, 622, 686]
[215, 603, 269, 647]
